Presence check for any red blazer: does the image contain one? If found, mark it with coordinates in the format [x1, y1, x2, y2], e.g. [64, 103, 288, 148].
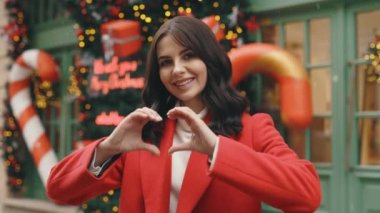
[47, 113, 321, 213]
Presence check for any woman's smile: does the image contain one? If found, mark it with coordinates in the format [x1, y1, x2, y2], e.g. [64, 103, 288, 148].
[172, 78, 195, 88]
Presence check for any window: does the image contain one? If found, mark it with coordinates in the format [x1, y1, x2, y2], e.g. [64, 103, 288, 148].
[355, 9, 380, 165]
[26, 0, 68, 25]
[260, 17, 332, 164]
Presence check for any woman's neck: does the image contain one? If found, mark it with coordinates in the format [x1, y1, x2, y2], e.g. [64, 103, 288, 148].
[179, 100, 205, 113]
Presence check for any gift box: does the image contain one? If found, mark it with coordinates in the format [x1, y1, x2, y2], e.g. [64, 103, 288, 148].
[100, 20, 142, 59]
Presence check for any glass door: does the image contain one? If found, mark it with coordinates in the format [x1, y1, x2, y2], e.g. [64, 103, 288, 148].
[347, 4, 380, 213]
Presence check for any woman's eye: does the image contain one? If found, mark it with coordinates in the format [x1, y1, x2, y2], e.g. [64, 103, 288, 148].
[183, 52, 195, 60]
[159, 60, 171, 67]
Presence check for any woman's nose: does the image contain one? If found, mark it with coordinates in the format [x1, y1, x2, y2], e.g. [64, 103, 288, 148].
[172, 61, 186, 75]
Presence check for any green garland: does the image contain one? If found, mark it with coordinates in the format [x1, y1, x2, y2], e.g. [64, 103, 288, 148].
[1, 0, 29, 193]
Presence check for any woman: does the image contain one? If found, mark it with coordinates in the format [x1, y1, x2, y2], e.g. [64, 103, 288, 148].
[47, 16, 321, 213]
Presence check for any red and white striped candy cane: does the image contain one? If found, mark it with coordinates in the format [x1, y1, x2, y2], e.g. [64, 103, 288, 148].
[8, 49, 60, 187]
[228, 43, 312, 129]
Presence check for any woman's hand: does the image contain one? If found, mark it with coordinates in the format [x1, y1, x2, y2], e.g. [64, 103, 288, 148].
[98, 107, 162, 159]
[167, 107, 218, 156]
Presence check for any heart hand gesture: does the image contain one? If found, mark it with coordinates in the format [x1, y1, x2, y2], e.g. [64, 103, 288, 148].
[99, 107, 162, 158]
[167, 107, 217, 156]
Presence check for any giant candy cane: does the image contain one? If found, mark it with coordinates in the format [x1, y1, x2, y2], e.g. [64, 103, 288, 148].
[228, 43, 312, 129]
[202, 17, 312, 128]
[8, 49, 59, 187]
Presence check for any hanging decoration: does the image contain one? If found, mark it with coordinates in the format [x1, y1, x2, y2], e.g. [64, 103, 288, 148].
[227, 5, 240, 28]
[8, 49, 60, 187]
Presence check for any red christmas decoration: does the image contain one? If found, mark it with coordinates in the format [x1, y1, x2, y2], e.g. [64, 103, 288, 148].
[244, 16, 260, 32]
[100, 20, 143, 60]
[202, 15, 225, 42]
[1, 21, 27, 42]
[109, 6, 121, 17]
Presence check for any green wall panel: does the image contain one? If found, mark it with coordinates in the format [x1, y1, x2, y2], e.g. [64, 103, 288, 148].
[250, 0, 332, 12]
[319, 175, 331, 212]
[30, 20, 77, 50]
[363, 183, 380, 211]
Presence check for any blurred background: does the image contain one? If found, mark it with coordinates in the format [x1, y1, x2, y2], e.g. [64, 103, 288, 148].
[1, 0, 380, 212]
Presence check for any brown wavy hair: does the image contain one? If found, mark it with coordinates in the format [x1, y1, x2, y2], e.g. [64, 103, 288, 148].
[142, 16, 248, 145]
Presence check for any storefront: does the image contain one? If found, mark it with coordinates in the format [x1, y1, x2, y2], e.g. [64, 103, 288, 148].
[2, 0, 380, 212]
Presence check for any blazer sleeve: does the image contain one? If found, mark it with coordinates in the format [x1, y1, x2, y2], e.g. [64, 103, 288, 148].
[46, 138, 124, 205]
[209, 113, 321, 212]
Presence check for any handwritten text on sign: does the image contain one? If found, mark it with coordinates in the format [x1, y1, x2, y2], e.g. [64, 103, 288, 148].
[91, 56, 144, 95]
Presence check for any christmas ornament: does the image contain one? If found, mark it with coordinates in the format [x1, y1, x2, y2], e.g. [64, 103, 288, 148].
[227, 5, 239, 27]
[244, 16, 259, 32]
[202, 15, 224, 42]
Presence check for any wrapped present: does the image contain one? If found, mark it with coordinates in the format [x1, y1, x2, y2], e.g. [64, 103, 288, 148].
[202, 16, 225, 42]
[101, 20, 142, 59]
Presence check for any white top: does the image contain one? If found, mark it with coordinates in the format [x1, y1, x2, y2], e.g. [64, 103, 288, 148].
[169, 107, 208, 212]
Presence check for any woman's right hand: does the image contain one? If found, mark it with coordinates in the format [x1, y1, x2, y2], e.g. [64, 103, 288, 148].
[96, 107, 162, 162]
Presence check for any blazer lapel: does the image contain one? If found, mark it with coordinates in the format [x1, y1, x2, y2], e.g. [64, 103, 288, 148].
[176, 113, 213, 212]
[140, 119, 175, 213]
[176, 151, 212, 212]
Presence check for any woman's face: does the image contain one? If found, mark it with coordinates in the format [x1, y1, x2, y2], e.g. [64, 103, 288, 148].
[157, 35, 207, 113]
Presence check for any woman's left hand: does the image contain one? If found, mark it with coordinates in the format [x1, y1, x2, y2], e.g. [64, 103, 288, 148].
[167, 106, 218, 156]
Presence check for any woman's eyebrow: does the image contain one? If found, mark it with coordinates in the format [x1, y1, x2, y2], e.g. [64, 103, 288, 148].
[158, 55, 170, 60]
[157, 48, 190, 60]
